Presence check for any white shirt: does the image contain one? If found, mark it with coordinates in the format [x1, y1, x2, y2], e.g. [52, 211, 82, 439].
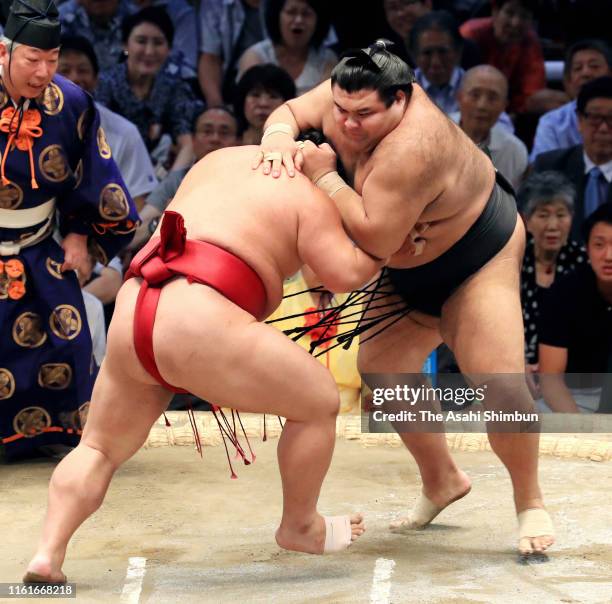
[96, 102, 158, 199]
[583, 152, 612, 182]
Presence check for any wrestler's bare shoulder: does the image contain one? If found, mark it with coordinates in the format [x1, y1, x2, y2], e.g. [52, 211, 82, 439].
[157, 146, 317, 315]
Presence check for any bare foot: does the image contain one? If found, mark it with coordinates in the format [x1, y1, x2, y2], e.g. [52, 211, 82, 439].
[23, 555, 66, 584]
[276, 513, 365, 554]
[390, 469, 471, 531]
[517, 503, 555, 555]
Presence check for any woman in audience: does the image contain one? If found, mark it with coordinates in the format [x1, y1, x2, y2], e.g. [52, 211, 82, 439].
[518, 171, 587, 371]
[234, 64, 296, 145]
[95, 6, 200, 173]
[237, 0, 337, 96]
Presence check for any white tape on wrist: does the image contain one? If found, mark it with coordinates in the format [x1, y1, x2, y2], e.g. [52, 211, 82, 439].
[314, 171, 348, 197]
[262, 123, 295, 140]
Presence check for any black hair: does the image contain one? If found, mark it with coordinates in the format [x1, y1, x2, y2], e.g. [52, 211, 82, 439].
[576, 76, 612, 114]
[408, 10, 464, 54]
[59, 34, 99, 75]
[121, 6, 174, 47]
[564, 38, 612, 77]
[264, 0, 331, 49]
[233, 64, 296, 133]
[298, 128, 326, 145]
[492, 0, 538, 12]
[582, 201, 612, 243]
[331, 39, 415, 107]
[192, 105, 237, 132]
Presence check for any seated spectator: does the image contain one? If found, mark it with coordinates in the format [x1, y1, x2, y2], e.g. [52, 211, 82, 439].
[133, 0, 199, 81]
[460, 0, 567, 115]
[198, 0, 265, 107]
[234, 64, 296, 145]
[84, 255, 125, 330]
[132, 106, 239, 247]
[533, 77, 612, 240]
[58, 35, 157, 211]
[383, 0, 481, 68]
[59, 0, 134, 72]
[96, 7, 201, 174]
[518, 171, 587, 369]
[530, 39, 612, 163]
[237, 0, 337, 96]
[538, 202, 612, 413]
[452, 65, 527, 189]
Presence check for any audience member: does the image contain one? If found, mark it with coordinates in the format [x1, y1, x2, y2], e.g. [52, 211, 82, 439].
[58, 35, 157, 211]
[59, 0, 134, 72]
[452, 65, 527, 189]
[132, 106, 239, 247]
[96, 7, 201, 173]
[518, 172, 587, 368]
[198, 0, 265, 107]
[133, 0, 199, 80]
[533, 77, 612, 240]
[460, 0, 567, 115]
[237, 0, 336, 96]
[530, 39, 612, 162]
[234, 64, 296, 145]
[538, 202, 612, 413]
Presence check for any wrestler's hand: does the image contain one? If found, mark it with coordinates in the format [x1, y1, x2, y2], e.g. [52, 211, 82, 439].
[252, 132, 302, 178]
[301, 141, 337, 183]
[61, 233, 92, 283]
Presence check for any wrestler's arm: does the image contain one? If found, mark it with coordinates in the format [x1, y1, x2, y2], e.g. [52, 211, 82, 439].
[329, 161, 438, 259]
[254, 81, 333, 176]
[537, 344, 579, 412]
[297, 188, 385, 293]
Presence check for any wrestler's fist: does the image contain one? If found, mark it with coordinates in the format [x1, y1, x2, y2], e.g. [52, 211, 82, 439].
[301, 141, 337, 183]
[61, 233, 92, 283]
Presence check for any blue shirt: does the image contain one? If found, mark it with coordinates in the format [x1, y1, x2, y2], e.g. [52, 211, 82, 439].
[530, 100, 582, 163]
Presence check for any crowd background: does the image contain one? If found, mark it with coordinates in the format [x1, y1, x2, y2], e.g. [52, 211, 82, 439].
[1, 0, 611, 431]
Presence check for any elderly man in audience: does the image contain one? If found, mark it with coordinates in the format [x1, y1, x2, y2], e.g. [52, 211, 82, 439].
[58, 35, 157, 211]
[452, 65, 527, 190]
[59, 0, 134, 71]
[538, 202, 612, 413]
[533, 76, 612, 240]
[132, 106, 239, 248]
[460, 0, 567, 116]
[530, 39, 612, 162]
[517, 172, 587, 376]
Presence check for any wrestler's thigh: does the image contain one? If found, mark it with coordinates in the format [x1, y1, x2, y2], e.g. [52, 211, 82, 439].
[357, 279, 442, 373]
[440, 219, 526, 375]
[81, 279, 173, 465]
[153, 280, 340, 422]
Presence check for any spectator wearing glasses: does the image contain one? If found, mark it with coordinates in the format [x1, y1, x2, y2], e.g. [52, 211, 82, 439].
[530, 39, 612, 163]
[533, 77, 612, 240]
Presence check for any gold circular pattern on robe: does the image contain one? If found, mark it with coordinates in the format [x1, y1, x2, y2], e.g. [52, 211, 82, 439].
[72, 401, 89, 430]
[99, 183, 129, 221]
[38, 363, 72, 390]
[0, 368, 15, 399]
[40, 82, 64, 116]
[45, 257, 64, 280]
[97, 127, 112, 159]
[49, 304, 82, 340]
[77, 110, 88, 140]
[38, 145, 69, 183]
[0, 272, 7, 299]
[0, 181, 24, 209]
[13, 312, 47, 348]
[13, 406, 52, 437]
[74, 159, 83, 189]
